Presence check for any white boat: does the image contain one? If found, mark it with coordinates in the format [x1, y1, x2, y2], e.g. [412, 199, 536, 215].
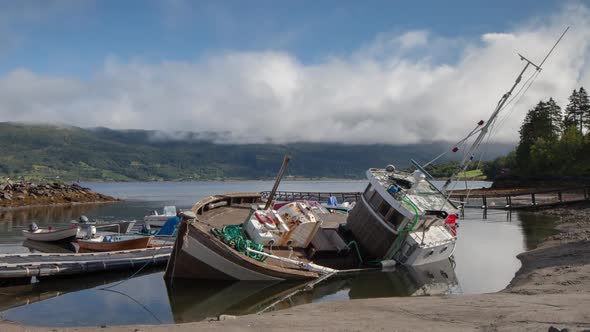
[347, 167, 458, 265]
[72, 218, 136, 235]
[22, 226, 78, 243]
[144, 206, 177, 228]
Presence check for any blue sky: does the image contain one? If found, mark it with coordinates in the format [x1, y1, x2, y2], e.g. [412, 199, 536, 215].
[0, 1, 587, 144]
[0, 0, 564, 77]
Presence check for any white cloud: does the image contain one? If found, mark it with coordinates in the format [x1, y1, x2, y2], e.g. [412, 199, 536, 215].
[0, 4, 589, 144]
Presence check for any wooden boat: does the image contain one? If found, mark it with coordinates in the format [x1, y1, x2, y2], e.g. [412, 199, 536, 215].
[77, 235, 153, 252]
[22, 227, 78, 243]
[164, 191, 359, 281]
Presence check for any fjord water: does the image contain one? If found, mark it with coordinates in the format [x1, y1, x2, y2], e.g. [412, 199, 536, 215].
[0, 181, 557, 326]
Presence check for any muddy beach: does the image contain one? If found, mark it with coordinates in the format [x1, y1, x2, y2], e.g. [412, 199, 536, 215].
[1, 203, 589, 331]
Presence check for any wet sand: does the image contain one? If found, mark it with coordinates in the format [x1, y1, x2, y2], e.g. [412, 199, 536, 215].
[2, 205, 590, 331]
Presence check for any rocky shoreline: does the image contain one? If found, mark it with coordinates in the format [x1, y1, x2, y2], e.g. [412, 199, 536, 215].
[0, 181, 118, 209]
[1, 204, 589, 331]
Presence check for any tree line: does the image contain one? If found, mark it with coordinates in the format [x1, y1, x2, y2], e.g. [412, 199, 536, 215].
[483, 87, 590, 179]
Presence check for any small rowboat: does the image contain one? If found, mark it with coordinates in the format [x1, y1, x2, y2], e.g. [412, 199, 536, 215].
[22, 227, 78, 243]
[77, 235, 153, 252]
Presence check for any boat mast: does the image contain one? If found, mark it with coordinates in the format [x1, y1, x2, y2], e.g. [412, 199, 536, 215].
[264, 155, 291, 210]
[441, 27, 569, 192]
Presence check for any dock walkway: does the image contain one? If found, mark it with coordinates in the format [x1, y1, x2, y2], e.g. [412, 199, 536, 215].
[0, 246, 172, 285]
[449, 186, 590, 210]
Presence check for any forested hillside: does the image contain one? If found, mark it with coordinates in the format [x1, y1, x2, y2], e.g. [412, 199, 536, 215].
[484, 87, 590, 180]
[0, 123, 513, 182]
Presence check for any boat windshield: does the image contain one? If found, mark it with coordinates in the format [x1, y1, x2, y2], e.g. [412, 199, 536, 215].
[368, 168, 456, 213]
[404, 180, 456, 212]
[163, 206, 177, 216]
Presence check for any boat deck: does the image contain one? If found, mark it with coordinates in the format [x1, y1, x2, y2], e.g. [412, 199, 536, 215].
[0, 246, 172, 285]
[195, 204, 354, 269]
[201, 204, 347, 230]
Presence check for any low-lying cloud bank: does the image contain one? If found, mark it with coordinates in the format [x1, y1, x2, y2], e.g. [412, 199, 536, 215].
[1, 4, 589, 144]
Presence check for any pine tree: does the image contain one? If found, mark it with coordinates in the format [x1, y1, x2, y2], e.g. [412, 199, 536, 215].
[564, 89, 580, 131]
[579, 87, 590, 132]
[564, 87, 590, 133]
[546, 97, 563, 137]
[516, 100, 560, 171]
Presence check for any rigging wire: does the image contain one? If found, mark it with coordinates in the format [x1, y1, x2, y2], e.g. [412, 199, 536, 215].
[100, 288, 163, 324]
[98, 234, 175, 291]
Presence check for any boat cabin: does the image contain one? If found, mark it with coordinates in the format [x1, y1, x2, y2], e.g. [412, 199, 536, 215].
[346, 166, 458, 265]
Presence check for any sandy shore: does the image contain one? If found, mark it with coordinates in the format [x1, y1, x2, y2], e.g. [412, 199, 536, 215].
[2, 205, 590, 332]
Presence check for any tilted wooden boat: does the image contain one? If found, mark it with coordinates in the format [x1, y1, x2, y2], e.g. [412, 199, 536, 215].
[77, 235, 153, 252]
[165, 193, 357, 281]
[22, 227, 78, 243]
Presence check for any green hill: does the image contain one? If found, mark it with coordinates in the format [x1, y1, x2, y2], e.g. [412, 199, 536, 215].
[0, 122, 514, 182]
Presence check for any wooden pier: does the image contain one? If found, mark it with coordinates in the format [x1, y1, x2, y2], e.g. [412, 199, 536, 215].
[262, 186, 590, 211]
[0, 246, 172, 285]
[261, 191, 362, 203]
[450, 186, 590, 210]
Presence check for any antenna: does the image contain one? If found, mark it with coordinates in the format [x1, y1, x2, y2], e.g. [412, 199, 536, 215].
[440, 27, 570, 193]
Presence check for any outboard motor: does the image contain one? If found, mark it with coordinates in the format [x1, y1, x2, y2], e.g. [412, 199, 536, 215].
[29, 223, 39, 232]
[79, 215, 90, 224]
[86, 225, 97, 239]
[141, 223, 151, 234]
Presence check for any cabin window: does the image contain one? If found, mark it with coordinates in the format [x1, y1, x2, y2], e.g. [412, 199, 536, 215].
[378, 201, 390, 218]
[369, 192, 383, 210]
[363, 185, 375, 201]
[385, 208, 406, 228]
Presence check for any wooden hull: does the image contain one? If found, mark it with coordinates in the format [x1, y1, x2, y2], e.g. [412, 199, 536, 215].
[166, 221, 318, 281]
[22, 228, 78, 243]
[165, 192, 358, 281]
[77, 236, 153, 252]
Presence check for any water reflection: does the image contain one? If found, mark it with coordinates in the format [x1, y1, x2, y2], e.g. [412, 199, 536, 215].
[164, 258, 459, 323]
[516, 212, 559, 250]
[0, 268, 161, 313]
[22, 239, 76, 254]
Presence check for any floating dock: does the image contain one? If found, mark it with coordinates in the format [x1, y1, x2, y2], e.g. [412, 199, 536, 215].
[0, 246, 172, 285]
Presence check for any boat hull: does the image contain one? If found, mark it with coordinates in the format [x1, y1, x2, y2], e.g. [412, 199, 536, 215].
[166, 221, 319, 281]
[77, 236, 153, 252]
[22, 228, 78, 243]
[144, 217, 172, 228]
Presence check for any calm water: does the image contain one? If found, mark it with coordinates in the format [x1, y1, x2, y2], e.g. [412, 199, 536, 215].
[0, 181, 557, 327]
